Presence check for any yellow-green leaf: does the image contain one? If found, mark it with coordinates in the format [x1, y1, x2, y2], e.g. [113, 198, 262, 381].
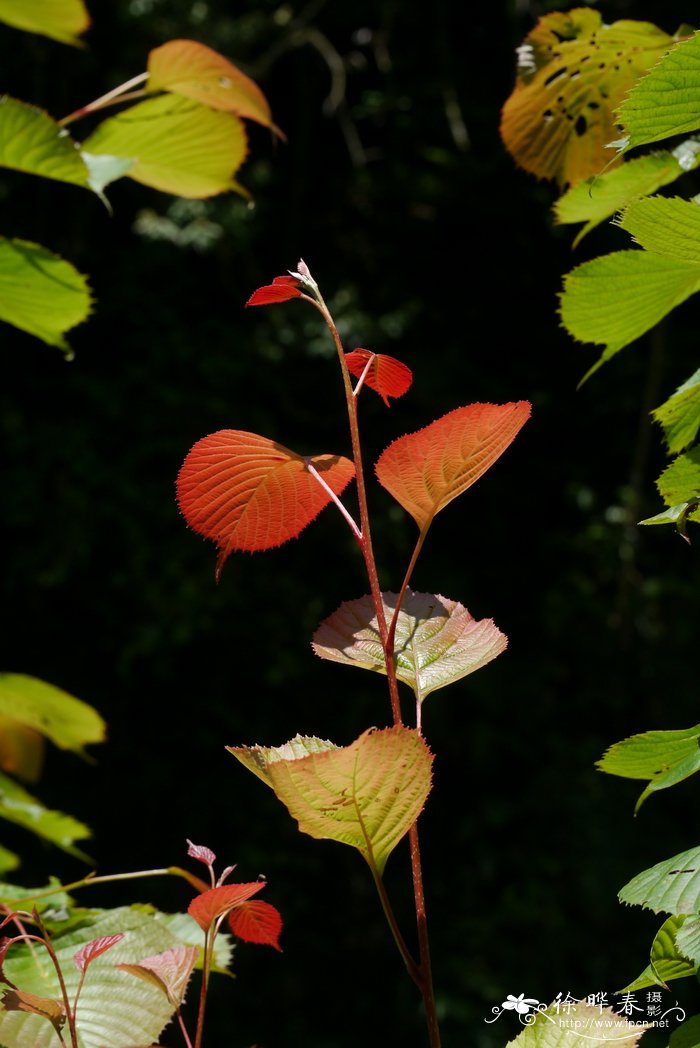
[619, 196, 700, 262]
[82, 94, 249, 199]
[505, 1000, 649, 1046]
[0, 0, 89, 46]
[618, 30, 700, 151]
[147, 39, 278, 132]
[0, 96, 90, 188]
[0, 673, 105, 755]
[229, 727, 433, 876]
[0, 769, 92, 860]
[653, 368, 700, 453]
[226, 735, 336, 789]
[0, 238, 92, 354]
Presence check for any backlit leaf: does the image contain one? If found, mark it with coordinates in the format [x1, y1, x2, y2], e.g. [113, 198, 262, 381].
[0, 238, 92, 354]
[312, 590, 507, 703]
[505, 1000, 648, 1046]
[0, 97, 89, 187]
[186, 840, 216, 867]
[554, 150, 694, 247]
[231, 727, 433, 877]
[117, 945, 199, 1007]
[618, 31, 700, 151]
[81, 94, 248, 199]
[0, 0, 89, 46]
[560, 250, 700, 380]
[501, 10, 674, 188]
[619, 915, 695, 992]
[188, 883, 264, 932]
[0, 716, 44, 783]
[246, 275, 303, 307]
[176, 430, 355, 572]
[619, 196, 700, 262]
[0, 674, 105, 755]
[227, 900, 282, 950]
[676, 915, 700, 965]
[0, 769, 92, 860]
[598, 724, 700, 804]
[656, 449, 700, 513]
[653, 369, 700, 453]
[374, 403, 530, 532]
[638, 498, 700, 537]
[227, 735, 337, 789]
[619, 844, 700, 914]
[344, 349, 413, 406]
[74, 934, 125, 973]
[147, 39, 278, 132]
[0, 988, 64, 1028]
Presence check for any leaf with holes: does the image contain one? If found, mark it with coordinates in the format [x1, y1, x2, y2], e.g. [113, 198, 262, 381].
[147, 39, 279, 134]
[188, 883, 265, 932]
[618, 31, 700, 151]
[501, 10, 674, 187]
[81, 94, 248, 199]
[0, 0, 89, 46]
[312, 590, 506, 704]
[375, 403, 530, 533]
[228, 900, 282, 950]
[177, 430, 354, 574]
[345, 349, 413, 406]
[230, 727, 432, 877]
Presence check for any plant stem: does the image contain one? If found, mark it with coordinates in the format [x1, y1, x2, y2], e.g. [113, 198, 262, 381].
[7, 865, 210, 909]
[58, 73, 149, 127]
[409, 822, 441, 1047]
[368, 864, 421, 988]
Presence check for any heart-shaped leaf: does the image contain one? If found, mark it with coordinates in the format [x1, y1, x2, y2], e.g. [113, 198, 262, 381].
[177, 430, 355, 573]
[344, 349, 413, 406]
[375, 402, 530, 532]
[227, 900, 282, 950]
[147, 39, 278, 133]
[81, 94, 248, 199]
[312, 590, 507, 703]
[230, 727, 433, 876]
[0, 0, 89, 46]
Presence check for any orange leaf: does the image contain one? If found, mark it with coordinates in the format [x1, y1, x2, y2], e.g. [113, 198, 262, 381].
[375, 403, 531, 532]
[147, 39, 281, 134]
[345, 349, 413, 406]
[188, 882, 264, 931]
[227, 900, 283, 951]
[500, 10, 674, 187]
[177, 430, 355, 573]
[1, 988, 64, 1027]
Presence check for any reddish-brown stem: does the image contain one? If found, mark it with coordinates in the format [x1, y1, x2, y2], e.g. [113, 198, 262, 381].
[58, 73, 149, 127]
[409, 822, 441, 1047]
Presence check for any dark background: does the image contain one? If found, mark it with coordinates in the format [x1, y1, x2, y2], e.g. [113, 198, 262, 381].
[2, 1, 699, 1045]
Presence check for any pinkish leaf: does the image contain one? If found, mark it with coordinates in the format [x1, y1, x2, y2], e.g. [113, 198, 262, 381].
[345, 349, 413, 406]
[186, 839, 216, 867]
[1, 987, 65, 1029]
[375, 402, 531, 531]
[117, 945, 199, 1007]
[246, 275, 302, 307]
[74, 933, 124, 973]
[188, 882, 265, 932]
[227, 900, 283, 951]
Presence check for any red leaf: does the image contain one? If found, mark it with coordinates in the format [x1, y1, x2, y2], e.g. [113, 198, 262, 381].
[227, 900, 282, 951]
[345, 349, 413, 406]
[188, 882, 264, 931]
[74, 933, 124, 973]
[246, 275, 302, 307]
[375, 402, 531, 531]
[186, 839, 216, 867]
[176, 430, 355, 573]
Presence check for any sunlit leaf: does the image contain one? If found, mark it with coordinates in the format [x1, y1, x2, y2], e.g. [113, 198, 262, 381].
[0, 769, 92, 860]
[653, 369, 700, 453]
[554, 150, 694, 247]
[618, 31, 700, 151]
[80, 151, 135, 196]
[560, 250, 700, 381]
[638, 497, 700, 538]
[82, 94, 249, 199]
[74, 934, 125, 973]
[227, 900, 282, 950]
[619, 196, 700, 262]
[231, 727, 432, 877]
[0, 847, 19, 875]
[656, 449, 700, 519]
[597, 724, 700, 812]
[0, 238, 92, 354]
[501, 9, 674, 187]
[619, 844, 700, 914]
[374, 403, 531, 532]
[0, 674, 105, 756]
[188, 883, 264, 932]
[619, 916, 694, 991]
[344, 349, 413, 406]
[117, 945, 199, 1007]
[0, 97, 90, 187]
[246, 275, 303, 307]
[186, 840, 216, 867]
[505, 1000, 648, 1046]
[147, 39, 278, 132]
[0, 0, 89, 46]
[0, 716, 44, 783]
[312, 590, 507, 703]
[227, 735, 337, 789]
[176, 429, 355, 573]
[0, 988, 64, 1030]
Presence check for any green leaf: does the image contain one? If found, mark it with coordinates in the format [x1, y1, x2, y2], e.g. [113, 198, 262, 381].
[638, 500, 700, 532]
[653, 369, 700, 454]
[0, 769, 92, 860]
[669, 1014, 700, 1047]
[0, 673, 105, 755]
[560, 250, 700, 380]
[619, 197, 700, 262]
[657, 448, 700, 513]
[554, 151, 695, 247]
[82, 94, 249, 199]
[0, 0, 89, 46]
[226, 735, 337, 789]
[229, 727, 433, 877]
[619, 844, 700, 915]
[619, 915, 696, 991]
[504, 1000, 648, 1046]
[676, 915, 700, 965]
[618, 31, 700, 151]
[0, 97, 90, 187]
[0, 907, 187, 1048]
[597, 725, 700, 812]
[312, 590, 507, 705]
[0, 238, 92, 354]
[0, 846, 19, 874]
[0, 878, 71, 913]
